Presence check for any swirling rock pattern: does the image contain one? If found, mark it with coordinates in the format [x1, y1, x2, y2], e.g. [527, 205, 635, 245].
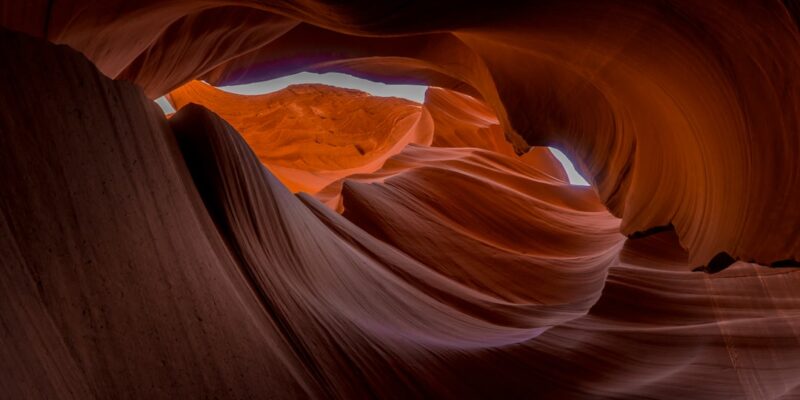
[2, 0, 800, 398]
[169, 80, 433, 193]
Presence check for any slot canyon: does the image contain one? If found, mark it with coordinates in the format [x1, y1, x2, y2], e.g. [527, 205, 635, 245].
[1, 1, 800, 398]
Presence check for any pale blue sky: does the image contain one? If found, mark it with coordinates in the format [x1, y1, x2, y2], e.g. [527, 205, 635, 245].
[219, 72, 428, 102]
[155, 72, 589, 186]
[549, 148, 590, 186]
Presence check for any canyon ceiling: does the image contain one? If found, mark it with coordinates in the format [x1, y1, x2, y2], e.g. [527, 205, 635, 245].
[1, 1, 800, 398]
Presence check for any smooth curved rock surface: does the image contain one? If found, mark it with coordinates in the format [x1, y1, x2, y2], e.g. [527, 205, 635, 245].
[168, 80, 433, 194]
[0, 29, 311, 399]
[424, 87, 570, 181]
[2, 1, 800, 398]
[5, 0, 796, 265]
[331, 145, 622, 321]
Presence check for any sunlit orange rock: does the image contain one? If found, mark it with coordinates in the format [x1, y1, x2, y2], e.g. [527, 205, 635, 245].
[423, 86, 570, 182]
[424, 86, 515, 156]
[2, 1, 800, 398]
[169, 80, 433, 194]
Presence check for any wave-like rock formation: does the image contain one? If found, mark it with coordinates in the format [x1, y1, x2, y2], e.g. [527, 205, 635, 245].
[423, 86, 572, 181]
[2, 1, 800, 398]
[169, 80, 433, 193]
[4, 0, 798, 264]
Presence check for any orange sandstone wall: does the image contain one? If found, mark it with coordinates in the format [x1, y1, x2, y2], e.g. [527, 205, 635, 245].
[2, 1, 800, 398]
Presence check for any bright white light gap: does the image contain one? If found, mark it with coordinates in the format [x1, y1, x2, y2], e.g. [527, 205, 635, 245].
[548, 148, 590, 186]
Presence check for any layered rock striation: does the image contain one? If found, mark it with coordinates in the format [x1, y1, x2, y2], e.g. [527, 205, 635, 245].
[2, 1, 800, 397]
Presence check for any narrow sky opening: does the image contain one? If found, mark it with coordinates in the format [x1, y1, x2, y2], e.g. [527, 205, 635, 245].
[154, 72, 426, 113]
[548, 148, 590, 186]
[218, 72, 428, 102]
[154, 96, 175, 113]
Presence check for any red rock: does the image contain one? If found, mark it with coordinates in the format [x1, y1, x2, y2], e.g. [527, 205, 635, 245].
[169, 80, 433, 194]
[2, 1, 800, 397]
[424, 87, 570, 181]
[0, 29, 311, 399]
